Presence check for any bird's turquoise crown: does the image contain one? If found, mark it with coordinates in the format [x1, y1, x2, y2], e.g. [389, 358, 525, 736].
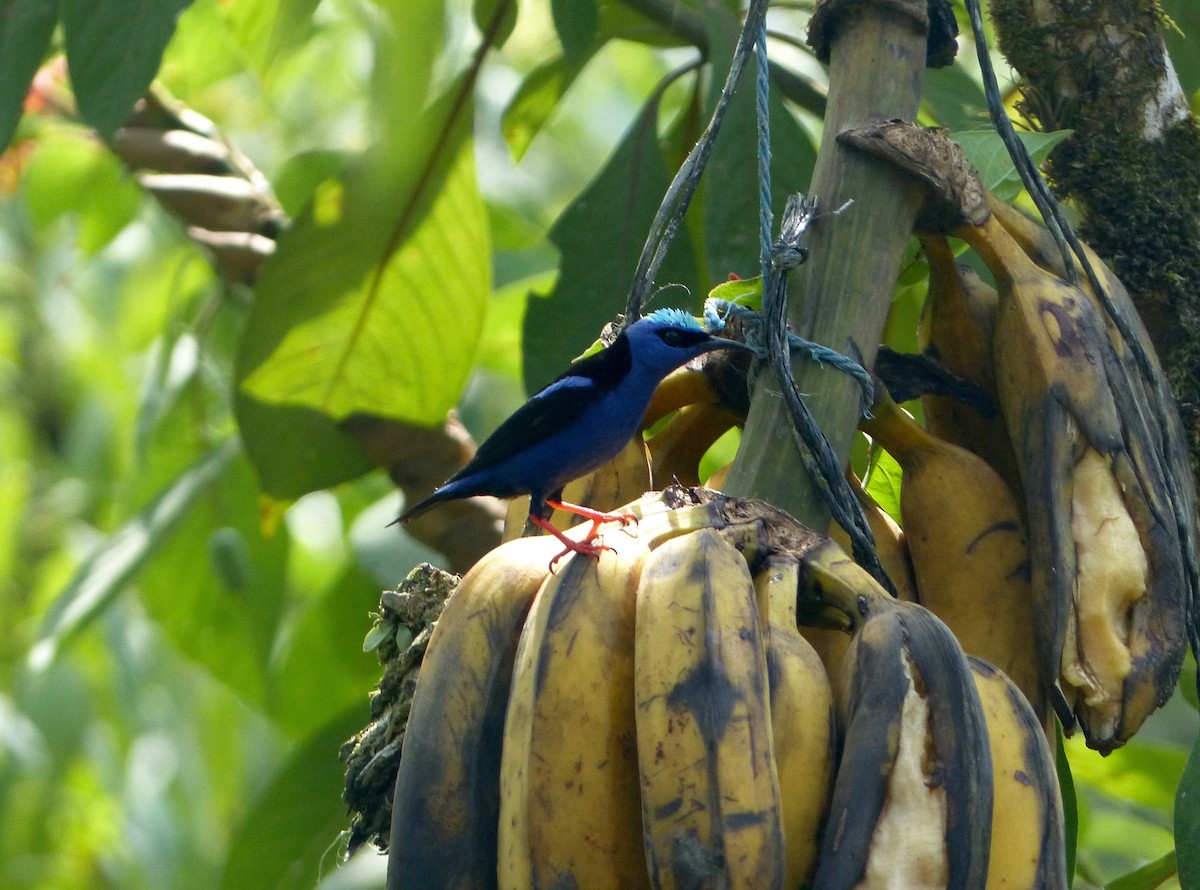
[645, 307, 705, 331]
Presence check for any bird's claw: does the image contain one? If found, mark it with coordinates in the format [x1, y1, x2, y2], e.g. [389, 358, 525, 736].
[548, 538, 615, 573]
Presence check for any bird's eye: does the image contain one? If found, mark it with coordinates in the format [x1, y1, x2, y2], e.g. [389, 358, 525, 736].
[661, 330, 684, 347]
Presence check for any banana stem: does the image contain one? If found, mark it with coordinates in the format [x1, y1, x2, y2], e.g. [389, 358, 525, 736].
[723, 0, 930, 528]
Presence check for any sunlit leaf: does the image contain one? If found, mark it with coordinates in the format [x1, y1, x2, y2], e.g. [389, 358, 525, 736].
[863, 447, 902, 524]
[1058, 725, 1078, 882]
[950, 129, 1073, 202]
[60, 0, 193, 138]
[473, 0, 518, 48]
[0, 0, 58, 152]
[1178, 732, 1200, 889]
[522, 101, 701, 391]
[502, 53, 594, 161]
[28, 438, 240, 671]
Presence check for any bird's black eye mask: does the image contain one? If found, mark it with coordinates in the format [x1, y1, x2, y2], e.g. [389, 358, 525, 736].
[656, 328, 710, 349]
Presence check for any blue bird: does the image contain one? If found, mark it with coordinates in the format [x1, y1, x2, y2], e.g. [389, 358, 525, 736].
[393, 308, 753, 561]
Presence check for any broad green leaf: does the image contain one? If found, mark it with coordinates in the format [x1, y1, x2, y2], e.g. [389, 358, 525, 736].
[707, 275, 763, 312]
[502, 53, 595, 162]
[521, 100, 701, 391]
[235, 396, 376, 499]
[217, 707, 366, 890]
[272, 149, 349, 219]
[28, 437, 239, 671]
[137, 447, 288, 702]
[1162, 0, 1200, 96]
[700, 60, 819, 282]
[370, 0, 445, 150]
[1068, 738, 1187, 815]
[1177, 732, 1200, 888]
[1180, 652, 1197, 710]
[0, 0, 58, 152]
[22, 128, 144, 252]
[921, 62, 989, 132]
[951, 129, 1074, 202]
[61, 0, 193, 138]
[239, 137, 489, 426]
[552, 0, 597, 63]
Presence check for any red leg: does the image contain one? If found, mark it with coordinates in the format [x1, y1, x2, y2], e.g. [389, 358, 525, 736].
[546, 499, 638, 528]
[529, 515, 613, 570]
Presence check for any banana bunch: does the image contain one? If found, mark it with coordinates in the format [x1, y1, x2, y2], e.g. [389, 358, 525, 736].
[951, 197, 1195, 751]
[387, 484, 1074, 889]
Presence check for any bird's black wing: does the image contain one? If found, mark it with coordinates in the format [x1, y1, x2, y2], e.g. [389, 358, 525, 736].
[459, 332, 633, 473]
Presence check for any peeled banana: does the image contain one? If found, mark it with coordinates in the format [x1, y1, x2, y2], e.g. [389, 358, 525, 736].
[956, 206, 1190, 750]
[812, 596, 994, 890]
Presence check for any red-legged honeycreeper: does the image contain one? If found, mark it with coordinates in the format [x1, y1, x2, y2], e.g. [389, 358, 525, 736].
[392, 308, 754, 560]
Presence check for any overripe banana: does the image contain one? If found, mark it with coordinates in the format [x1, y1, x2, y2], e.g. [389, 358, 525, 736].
[498, 534, 652, 890]
[756, 555, 838, 888]
[811, 596, 994, 890]
[861, 387, 1046, 723]
[387, 534, 563, 889]
[634, 528, 786, 889]
[969, 657, 1068, 890]
[956, 207, 1190, 750]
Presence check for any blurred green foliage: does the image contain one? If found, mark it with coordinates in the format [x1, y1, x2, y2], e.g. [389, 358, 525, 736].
[0, 0, 1196, 888]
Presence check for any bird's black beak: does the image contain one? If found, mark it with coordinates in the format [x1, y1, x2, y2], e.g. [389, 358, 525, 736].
[703, 335, 758, 355]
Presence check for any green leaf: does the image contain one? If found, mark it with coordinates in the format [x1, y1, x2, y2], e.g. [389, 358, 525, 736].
[0, 0, 58, 152]
[707, 275, 763, 312]
[921, 62, 989, 132]
[238, 134, 489, 495]
[1105, 850, 1178, 890]
[28, 437, 240, 671]
[501, 53, 594, 162]
[473, 0, 518, 48]
[950, 129, 1074, 202]
[235, 396, 376, 499]
[61, 0, 193, 138]
[218, 707, 366, 890]
[863, 447, 902, 524]
[522, 101, 701, 391]
[240, 137, 487, 426]
[136, 447, 289, 702]
[218, 0, 320, 74]
[700, 61, 819, 282]
[1177, 731, 1200, 888]
[551, 0, 597, 63]
[1058, 726, 1078, 883]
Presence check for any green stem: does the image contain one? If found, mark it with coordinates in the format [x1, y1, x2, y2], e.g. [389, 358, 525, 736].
[724, 0, 930, 527]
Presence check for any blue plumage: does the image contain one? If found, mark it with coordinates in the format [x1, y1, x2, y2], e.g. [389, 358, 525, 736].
[394, 312, 751, 558]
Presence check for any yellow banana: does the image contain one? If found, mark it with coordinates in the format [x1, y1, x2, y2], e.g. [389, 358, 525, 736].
[957, 208, 1189, 750]
[811, 598, 993, 890]
[645, 401, 741, 488]
[498, 535, 652, 890]
[388, 534, 563, 889]
[861, 388, 1047, 724]
[918, 234, 1023, 495]
[634, 528, 786, 889]
[756, 555, 837, 889]
[969, 657, 1068, 890]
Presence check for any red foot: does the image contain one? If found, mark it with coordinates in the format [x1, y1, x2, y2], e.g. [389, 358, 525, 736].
[530, 515, 616, 570]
